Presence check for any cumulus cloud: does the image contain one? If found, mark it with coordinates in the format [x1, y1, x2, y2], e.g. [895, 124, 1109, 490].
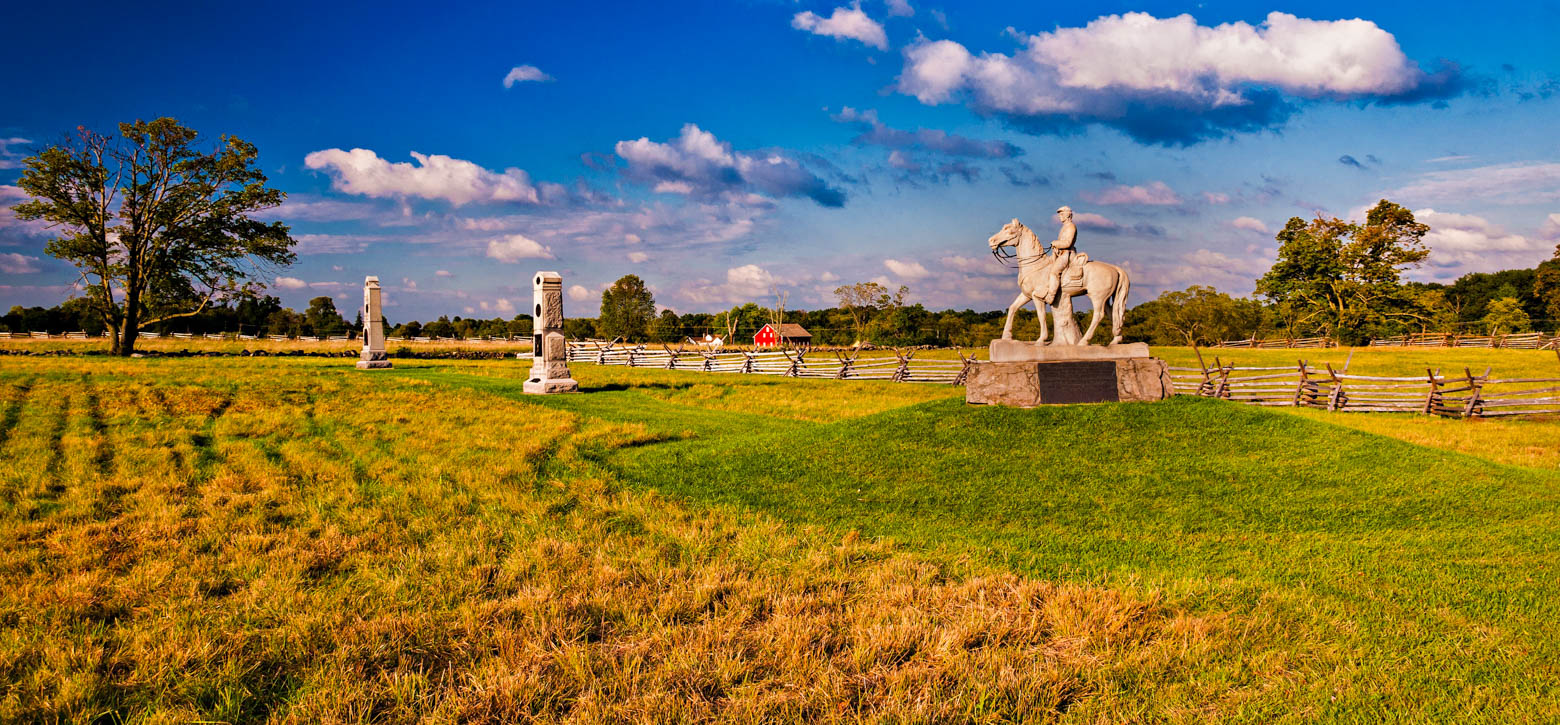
[1084, 180, 1181, 205]
[502, 65, 553, 87]
[885, 0, 913, 17]
[435, 269, 453, 277]
[1231, 216, 1270, 233]
[627, 251, 650, 263]
[833, 107, 1021, 158]
[1411, 209, 1551, 277]
[1072, 212, 1119, 231]
[0, 253, 41, 274]
[614, 123, 845, 207]
[681, 264, 778, 305]
[480, 298, 518, 315]
[485, 233, 554, 262]
[1389, 162, 1560, 205]
[567, 284, 591, 301]
[792, 4, 888, 50]
[0, 138, 31, 170]
[304, 148, 540, 206]
[1203, 192, 1232, 204]
[883, 258, 930, 279]
[274, 276, 308, 290]
[896, 12, 1466, 145]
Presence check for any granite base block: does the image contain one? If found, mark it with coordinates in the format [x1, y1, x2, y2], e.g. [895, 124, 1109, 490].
[966, 358, 1172, 407]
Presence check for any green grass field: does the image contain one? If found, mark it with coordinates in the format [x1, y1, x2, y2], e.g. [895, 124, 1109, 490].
[2, 349, 1558, 722]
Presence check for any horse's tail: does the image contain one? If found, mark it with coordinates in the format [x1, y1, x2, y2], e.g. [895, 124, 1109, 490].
[1110, 266, 1129, 344]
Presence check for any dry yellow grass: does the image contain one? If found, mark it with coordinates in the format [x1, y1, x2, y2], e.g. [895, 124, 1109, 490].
[0, 357, 1280, 722]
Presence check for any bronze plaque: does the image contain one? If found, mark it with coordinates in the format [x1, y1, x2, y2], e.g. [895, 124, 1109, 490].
[1035, 361, 1119, 404]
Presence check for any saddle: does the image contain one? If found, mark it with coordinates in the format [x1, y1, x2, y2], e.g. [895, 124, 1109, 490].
[1063, 252, 1089, 284]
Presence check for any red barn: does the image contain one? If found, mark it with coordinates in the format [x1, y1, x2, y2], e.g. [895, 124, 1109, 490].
[754, 323, 813, 348]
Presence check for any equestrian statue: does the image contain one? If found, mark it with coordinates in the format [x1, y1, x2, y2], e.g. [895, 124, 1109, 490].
[987, 207, 1130, 346]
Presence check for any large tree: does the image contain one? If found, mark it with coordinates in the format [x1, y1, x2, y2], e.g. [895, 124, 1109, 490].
[1254, 200, 1430, 344]
[1536, 245, 1560, 328]
[1121, 286, 1265, 346]
[12, 119, 295, 354]
[598, 274, 656, 341]
[833, 281, 907, 346]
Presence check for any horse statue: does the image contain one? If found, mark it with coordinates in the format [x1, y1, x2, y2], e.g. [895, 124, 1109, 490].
[987, 217, 1130, 346]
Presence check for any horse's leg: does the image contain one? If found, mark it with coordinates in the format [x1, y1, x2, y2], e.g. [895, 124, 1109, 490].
[1033, 297, 1050, 344]
[1081, 289, 1105, 344]
[1001, 292, 1028, 340]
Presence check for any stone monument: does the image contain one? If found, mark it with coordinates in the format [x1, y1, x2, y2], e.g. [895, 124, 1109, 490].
[523, 271, 579, 394]
[968, 211, 1173, 406]
[356, 275, 392, 370]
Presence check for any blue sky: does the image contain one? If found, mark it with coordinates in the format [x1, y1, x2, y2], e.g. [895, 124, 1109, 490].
[2, 0, 1558, 319]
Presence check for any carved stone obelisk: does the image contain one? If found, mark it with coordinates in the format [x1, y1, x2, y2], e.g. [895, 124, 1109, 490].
[523, 271, 579, 394]
[356, 275, 392, 370]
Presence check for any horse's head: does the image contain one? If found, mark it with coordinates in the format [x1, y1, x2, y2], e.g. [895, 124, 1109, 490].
[989, 218, 1028, 252]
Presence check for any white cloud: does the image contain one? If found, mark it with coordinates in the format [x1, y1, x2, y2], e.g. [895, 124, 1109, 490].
[615, 123, 844, 207]
[274, 276, 308, 290]
[885, 0, 913, 17]
[480, 298, 517, 315]
[627, 251, 649, 263]
[897, 12, 1458, 144]
[304, 148, 540, 206]
[401, 277, 418, 290]
[435, 269, 453, 277]
[884, 258, 930, 279]
[792, 4, 888, 50]
[502, 65, 553, 87]
[819, 270, 840, 282]
[682, 264, 778, 305]
[567, 284, 591, 301]
[1085, 181, 1181, 205]
[0, 138, 29, 170]
[1231, 216, 1269, 234]
[0, 253, 41, 274]
[1203, 192, 1231, 204]
[1073, 212, 1119, 231]
[1388, 162, 1560, 205]
[485, 234, 554, 262]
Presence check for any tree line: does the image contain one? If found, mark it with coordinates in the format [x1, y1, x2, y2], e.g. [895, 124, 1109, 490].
[6, 119, 1558, 351]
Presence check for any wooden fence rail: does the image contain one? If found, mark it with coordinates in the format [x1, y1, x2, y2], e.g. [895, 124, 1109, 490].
[1171, 354, 1560, 418]
[567, 340, 977, 386]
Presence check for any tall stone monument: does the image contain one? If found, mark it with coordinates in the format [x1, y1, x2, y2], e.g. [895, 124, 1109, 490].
[524, 271, 579, 394]
[968, 211, 1173, 406]
[356, 275, 392, 370]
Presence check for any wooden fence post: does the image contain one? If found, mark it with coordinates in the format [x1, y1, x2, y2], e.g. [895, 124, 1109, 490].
[952, 349, 977, 386]
[834, 351, 857, 379]
[1461, 367, 1484, 418]
[891, 348, 913, 382]
[1293, 360, 1312, 407]
[1422, 368, 1441, 416]
[1324, 362, 1346, 411]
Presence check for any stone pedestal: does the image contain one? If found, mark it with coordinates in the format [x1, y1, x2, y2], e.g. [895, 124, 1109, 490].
[523, 271, 579, 394]
[989, 338, 1150, 362]
[966, 357, 1173, 407]
[356, 275, 392, 370]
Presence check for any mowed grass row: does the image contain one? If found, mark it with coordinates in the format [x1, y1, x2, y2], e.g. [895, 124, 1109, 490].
[1, 357, 1268, 723]
[416, 360, 1560, 720]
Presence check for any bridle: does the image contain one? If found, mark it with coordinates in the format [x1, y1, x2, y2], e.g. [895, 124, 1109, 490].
[990, 231, 1049, 269]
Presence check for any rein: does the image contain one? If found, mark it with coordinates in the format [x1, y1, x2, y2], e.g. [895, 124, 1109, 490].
[990, 241, 1049, 269]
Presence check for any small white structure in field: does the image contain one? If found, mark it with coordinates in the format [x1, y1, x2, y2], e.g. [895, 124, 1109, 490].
[524, 271, 579, 394]
[357, 276, 392, 370]
[690, 334, 724, 351]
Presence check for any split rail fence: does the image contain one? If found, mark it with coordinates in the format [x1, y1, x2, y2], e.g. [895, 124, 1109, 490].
[567, 340, 977, 385]
[1366, 332, 1558, 349]
[1212, 336, 1337, 349]
[1172, 354, 1560, 418]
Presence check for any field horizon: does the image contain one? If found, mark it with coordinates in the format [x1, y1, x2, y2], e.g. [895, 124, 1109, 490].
[2, 351, 1558, 721]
